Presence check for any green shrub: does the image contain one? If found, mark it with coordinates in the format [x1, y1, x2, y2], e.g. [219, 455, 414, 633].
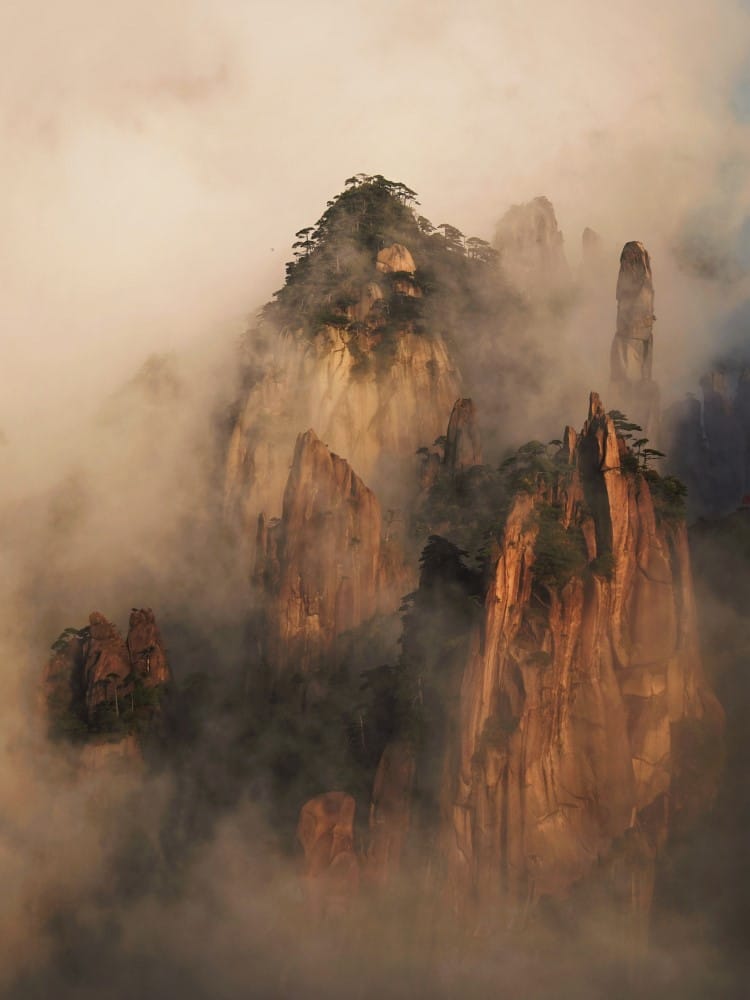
[533, 505, 587, 589]
[643, 470, 687, 522]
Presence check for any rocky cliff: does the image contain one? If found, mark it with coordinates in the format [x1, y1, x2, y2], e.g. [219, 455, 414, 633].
[609, 241, 660, 443]
[225, 322, 460, 554]
[493, 196, 570, 297]
[256, 429, 411, 678]
[444, 397, 482, 472]
[224, 177, 470, 561]
[44, 608, 171, 744]
[442, 393, 720, 920]
[378, 393, 722, 929]
[297, 791, 359, 915]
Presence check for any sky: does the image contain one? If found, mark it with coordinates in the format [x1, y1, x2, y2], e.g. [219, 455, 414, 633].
[2, 0, 750, 481]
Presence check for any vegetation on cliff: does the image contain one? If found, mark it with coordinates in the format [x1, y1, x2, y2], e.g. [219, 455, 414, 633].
[262, 173, 504, 346]
[609, 408, 687, 522]
[44, 611, 172, 747]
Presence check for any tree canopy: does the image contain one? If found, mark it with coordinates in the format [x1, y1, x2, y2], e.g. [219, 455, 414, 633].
[263, 173, 501, 340]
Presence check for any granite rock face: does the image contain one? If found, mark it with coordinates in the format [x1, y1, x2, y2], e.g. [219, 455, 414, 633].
[367, 741, 416, 887]
[609, 241, 660, 442]
[494, 196, 570, 297]
[83, 612, 132, 718]
[437, 393, 721, 919]
[224, 241, 461, 563]
[126, 608, 171, 688]
[256, 430, 411, 677]
[444, 398, 482, 473]
[376, 242, 417, 275]
[612, 242, 655, 383]
[43, 609, 171, 734]
[297, 792, 359, 915]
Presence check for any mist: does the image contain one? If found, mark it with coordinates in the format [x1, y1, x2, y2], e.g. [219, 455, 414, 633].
[3, 1, 750, 996]
[4, 1, 750, 445]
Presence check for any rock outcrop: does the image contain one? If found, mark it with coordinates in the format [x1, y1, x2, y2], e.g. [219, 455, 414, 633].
[414, 397, 498, 556]
[297, 792, 359, 915]
[126, 608, 171, 688]
[83, 612, 132, 718]
[494, 196, 570, 297]
[43, 609, 171, 737]
[256, 430, 411, 677]
[225, 313, 461, 563]
[444, 398, 482, 473]
[393, 393, 723, 928]
[367, 741, 416, 887]
[376, 242, 417, 275]
[609, 241, 660, 442]
[611, 241, 655, 383]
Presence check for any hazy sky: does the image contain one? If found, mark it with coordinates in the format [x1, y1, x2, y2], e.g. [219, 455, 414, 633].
[3, 0, 750, 467]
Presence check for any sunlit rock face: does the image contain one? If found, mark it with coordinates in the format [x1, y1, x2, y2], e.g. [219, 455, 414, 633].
[256, 430, 411, 677]
[493, 196, 570, 297]
[609, 241, 660, 442]
[403, 393, 722, 919]
[224, 258, 461, 560]
[376, 242, 417, 275]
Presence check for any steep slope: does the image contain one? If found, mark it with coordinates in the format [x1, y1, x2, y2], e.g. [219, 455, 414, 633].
[444, 397, 482, 472]
[494, 196, 570, 297]
[225, 323, 460, 548]
[609, 241, 660, 442]
[224, 176, 478, 557]
[442, 393, 720, 916]
[256, 429, 411, 677]
[376, 393, 722, 931]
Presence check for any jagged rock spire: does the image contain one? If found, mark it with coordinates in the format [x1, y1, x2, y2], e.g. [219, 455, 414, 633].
[256, 429, 409, 677]
[43, 609, 171, 734]
[425, 390, 722, 923]
[608, 241, 660, 443]
[611, 241, 655, 384]
[444, 398, 482, 472]
[493, 196, 570, 296]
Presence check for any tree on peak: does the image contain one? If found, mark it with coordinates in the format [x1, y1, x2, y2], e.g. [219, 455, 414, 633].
[263, 175, 502, 341]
